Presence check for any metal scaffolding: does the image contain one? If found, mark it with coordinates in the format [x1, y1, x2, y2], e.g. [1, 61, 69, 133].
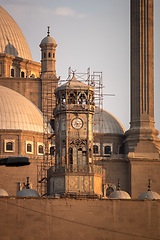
[37, 68, 104, 196]
[37, 75, 57, 196]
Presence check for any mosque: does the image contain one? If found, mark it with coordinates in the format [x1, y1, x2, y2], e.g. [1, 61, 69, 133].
[0, 2, 160, 200]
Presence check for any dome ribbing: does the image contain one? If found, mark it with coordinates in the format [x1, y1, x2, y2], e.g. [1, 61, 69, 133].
[0, 86, 50, 133]
[0, 6, 32, 60]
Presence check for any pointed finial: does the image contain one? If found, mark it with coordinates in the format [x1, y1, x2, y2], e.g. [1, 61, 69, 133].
[117, 179, 120, 190]
[72, 70, 76, 77]
[6, 36, 10, 44]
[47, 26, 50, 36]
[148, 179, 151, 191]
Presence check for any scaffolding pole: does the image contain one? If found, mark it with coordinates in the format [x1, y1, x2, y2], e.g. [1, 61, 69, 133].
[37, 73, 57, 196]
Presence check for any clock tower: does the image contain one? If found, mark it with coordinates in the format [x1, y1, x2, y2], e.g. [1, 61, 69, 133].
[47, 73, 103, 197]
[54, 72, 95, 166]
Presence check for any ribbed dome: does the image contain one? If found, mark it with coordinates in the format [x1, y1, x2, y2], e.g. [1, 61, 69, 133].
[0, 86, 50, 133]
[94, 109, 125, 134]
[0, 6, 32, 60]
[17, 189, 40, 197]
[40, 35, 57, 45]
[0, 188, 9, 196]
[138, 191, 160, 200]
[109, 190, 131, 199]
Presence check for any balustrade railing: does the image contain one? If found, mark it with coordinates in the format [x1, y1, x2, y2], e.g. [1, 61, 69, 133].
[48, 164, 102, 175]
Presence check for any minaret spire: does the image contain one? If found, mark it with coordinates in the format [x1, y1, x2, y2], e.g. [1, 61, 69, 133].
[148, 179, 151, 192]
[47, 26, 50, 36]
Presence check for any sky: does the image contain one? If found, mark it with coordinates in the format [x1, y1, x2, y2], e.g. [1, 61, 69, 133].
[1, 0, 160, 133]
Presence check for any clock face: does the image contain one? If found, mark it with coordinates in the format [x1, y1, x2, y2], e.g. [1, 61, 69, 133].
[72, 118, 83, 129]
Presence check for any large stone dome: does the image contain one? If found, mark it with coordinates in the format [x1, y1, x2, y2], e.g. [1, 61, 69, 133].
[0, 188, 9, 196]
[0, 86, 49, 133]
[0, 6, 32, 60]
[94, 109, 125, 135]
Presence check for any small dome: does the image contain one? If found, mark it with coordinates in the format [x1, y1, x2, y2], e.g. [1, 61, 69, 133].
[138, 191, 160, 200]
[138, 179, 160, 200]
[0, 6, 32, 60]
[40, 36, 57, 45]
[17, 189, 40, 197]
[109, 190, 131, 199]
[0, 86, 51, 133]
[0, 188, 9, 196]
[94, 109, 125, 135]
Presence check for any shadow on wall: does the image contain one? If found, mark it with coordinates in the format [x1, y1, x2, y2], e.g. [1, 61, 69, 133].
[4, 36, 18, 57]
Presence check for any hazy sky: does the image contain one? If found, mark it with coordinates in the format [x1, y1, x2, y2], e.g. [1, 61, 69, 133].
[1, 0, 160, 133]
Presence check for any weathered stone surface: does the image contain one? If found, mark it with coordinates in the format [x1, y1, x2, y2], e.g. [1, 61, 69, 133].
[0, 197, 160, 240]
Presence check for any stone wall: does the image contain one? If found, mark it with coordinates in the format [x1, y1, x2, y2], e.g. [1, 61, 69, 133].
[130, 159, 160, 198]
[0, 160, 41, 196]
[0, 77, 42, 109]
[0, 197, 159, 240]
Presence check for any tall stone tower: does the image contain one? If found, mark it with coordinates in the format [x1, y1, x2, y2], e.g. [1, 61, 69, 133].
[53, 73, 95, 166]
[125, 0, 160, 159]
[39, 27, 59, 126]
[47, 73, 103, 197]
[124, 0, 160, 198]
[40, 26, 57, 78]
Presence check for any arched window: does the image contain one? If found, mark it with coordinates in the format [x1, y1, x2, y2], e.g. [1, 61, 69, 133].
[21, 71, 24, 78]
[93, 145, 99, 154]
[27, 144, 32, 152]
[6, 142, 13, 151]
[37, 143, 44, 155]
[48, 52, 51, 58]
[50, 146, 55, 156]
[39, 145, 43, 154]
[11, 68, 14, 77]
[106, 186, 114, 197]
[89, 148, 92, 158]
[53, 53, 55, 58]
[4, 140, 15, 152]
[78, 93, 87, 105]
[69, 148, 73, 165]
[44, 52, 46, 58]
[104, 145, 111, 155]
[61, 93, 66, 104]
[68, 93, 76, 104]
[25, 141, 33, 154]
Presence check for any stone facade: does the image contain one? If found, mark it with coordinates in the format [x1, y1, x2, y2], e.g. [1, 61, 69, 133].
[125, 0, 160, 158]
[0, 197, 160, 240]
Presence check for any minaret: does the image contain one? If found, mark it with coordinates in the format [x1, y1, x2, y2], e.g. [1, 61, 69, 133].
[39, 26, 57, 77]
[125, 0, 160, 158]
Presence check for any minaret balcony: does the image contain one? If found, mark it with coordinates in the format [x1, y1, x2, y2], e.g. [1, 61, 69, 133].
[54, 104, 95, 115]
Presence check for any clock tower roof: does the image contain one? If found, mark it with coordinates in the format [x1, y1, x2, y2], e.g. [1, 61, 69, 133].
[55, 74, 93, 93]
